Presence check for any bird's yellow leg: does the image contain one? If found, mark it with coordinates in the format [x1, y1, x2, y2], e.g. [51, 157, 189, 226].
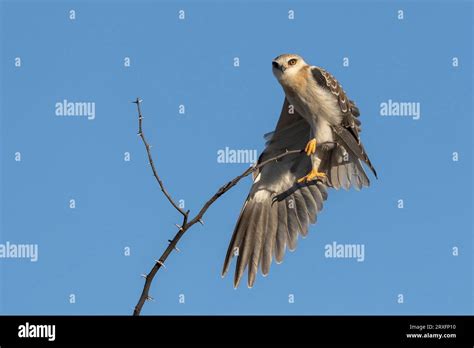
[304, 138, 317, 156]
[298, 138, 326, 183]
[297, 167, 326, 183]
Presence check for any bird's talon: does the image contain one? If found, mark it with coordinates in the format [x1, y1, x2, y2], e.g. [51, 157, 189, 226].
[297, 168, 326, 183]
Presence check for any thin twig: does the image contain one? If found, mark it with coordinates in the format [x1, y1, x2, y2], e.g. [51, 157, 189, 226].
[132, 97, 302, 316]
[134, 98, 187, 218]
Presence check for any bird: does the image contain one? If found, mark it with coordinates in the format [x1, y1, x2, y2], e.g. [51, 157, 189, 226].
[221, 53, 378, 288]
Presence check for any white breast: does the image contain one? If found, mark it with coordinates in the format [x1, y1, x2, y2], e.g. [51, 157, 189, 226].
[286, 82, 341, 127]
[306, 81, 343, 125]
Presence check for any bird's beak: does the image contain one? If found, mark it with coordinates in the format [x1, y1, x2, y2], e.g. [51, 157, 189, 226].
[272, 61, 285, 73]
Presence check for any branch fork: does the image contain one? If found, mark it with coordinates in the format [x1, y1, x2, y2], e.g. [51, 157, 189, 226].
[131, 97, 301, 315]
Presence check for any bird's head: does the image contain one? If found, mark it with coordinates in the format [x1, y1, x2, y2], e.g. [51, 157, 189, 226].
[272, 54, 306, 82]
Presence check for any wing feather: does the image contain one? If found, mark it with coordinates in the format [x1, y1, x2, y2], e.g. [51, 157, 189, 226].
[311, 66, 377, 179]
[299, 186, 317, 224]
[224, 63, 377, 287]
[261, 202, 278, 275]
[286, 195, 299, 251]
[275, 201, 289, 264]
[222, 98, 328, 287]
[294, 191, 310, 237]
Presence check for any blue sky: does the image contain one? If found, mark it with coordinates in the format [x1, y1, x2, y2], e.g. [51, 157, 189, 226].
[0, 0, 472, 315]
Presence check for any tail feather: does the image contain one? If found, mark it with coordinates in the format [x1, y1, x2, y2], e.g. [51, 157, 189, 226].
[322, 139, 371, 190]
[332, 125, 377, 179]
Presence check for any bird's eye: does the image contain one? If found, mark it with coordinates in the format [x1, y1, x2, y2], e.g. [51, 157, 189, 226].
[288, 59, 298, 66]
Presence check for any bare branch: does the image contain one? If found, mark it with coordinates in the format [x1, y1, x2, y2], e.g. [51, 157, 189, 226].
[186, 149, 301, 229]
[132, 98, 302, 315]
[133, 98, 187, 218]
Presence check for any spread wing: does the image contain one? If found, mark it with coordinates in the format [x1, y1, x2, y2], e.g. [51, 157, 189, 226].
[311, 66, 378, 183]
[222, 68, 378, 288]
[221, 99, 328, 288]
